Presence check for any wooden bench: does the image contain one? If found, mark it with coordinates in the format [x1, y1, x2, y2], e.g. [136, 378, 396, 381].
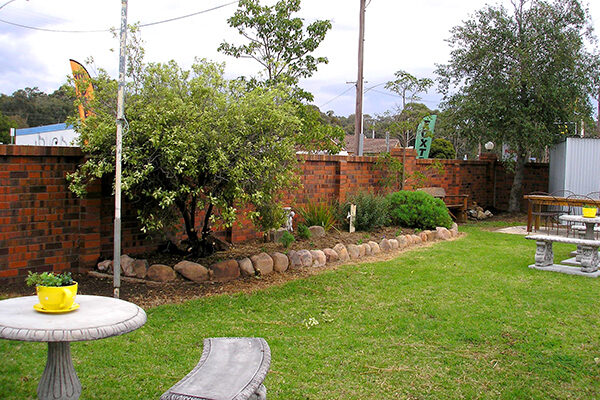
[418, 187, 468, 223]
[525, 234, 600, 273]
[161, 338, 271, 400]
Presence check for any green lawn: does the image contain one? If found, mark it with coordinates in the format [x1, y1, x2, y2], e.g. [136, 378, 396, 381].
[2, 226, 600, 399]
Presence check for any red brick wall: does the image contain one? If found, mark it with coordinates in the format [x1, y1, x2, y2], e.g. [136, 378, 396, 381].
[0, 145, 549, 280]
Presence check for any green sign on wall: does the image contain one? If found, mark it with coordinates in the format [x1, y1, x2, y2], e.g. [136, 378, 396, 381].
[415, 115, 437, 159]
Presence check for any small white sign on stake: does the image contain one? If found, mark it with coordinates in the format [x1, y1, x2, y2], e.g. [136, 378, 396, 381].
[348, 204, 356, 233]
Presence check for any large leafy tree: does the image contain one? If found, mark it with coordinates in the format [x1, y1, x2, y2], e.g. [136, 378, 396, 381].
[218, 0, 331, 101]
[68, 58, 317, 256]
[436, 0, 596, 212]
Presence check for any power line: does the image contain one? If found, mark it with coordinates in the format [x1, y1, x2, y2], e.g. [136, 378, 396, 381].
[139, 1, 238, 28]
[368, 88, 439, 105]
[319, 86, 354, 108]
[0, 1, 238, 33]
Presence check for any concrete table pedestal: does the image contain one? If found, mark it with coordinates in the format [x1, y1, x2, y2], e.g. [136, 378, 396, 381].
[38, 342, 81, 400]
[0, 295, 147, 400]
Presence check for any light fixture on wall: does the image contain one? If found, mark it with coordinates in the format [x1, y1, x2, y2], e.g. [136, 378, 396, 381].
[484, 141, 494, 151]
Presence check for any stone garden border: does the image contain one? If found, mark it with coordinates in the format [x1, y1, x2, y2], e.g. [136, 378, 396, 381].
[93, 225, 460, 284]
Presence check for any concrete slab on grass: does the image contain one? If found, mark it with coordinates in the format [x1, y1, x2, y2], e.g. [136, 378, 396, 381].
[528, 264, 600, 278]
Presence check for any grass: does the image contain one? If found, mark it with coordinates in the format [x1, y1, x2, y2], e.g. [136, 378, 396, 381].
[2, 226, 600, 399]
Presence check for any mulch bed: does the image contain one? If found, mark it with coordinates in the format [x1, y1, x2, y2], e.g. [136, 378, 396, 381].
[0, 213, 525, 309]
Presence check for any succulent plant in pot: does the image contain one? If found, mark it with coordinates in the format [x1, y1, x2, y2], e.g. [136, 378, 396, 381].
[26, 272, 78, 311]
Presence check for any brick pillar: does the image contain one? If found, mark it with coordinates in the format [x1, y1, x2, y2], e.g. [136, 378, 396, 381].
[336, 158, 348, 203]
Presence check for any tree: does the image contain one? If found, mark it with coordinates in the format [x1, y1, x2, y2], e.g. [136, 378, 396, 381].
[0, 86, 74, 128]
[0, 111, 16, 144]
[218, 0, 331, 100]
[68, 58, 337, 256]
[436, 0, 596, 212]
[385, 70, 433, 110]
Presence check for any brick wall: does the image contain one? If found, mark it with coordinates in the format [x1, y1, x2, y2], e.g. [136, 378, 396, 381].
[0, 145, 549, 280]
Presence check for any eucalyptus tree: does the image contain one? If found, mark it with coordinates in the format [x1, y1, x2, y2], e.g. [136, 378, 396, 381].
[385, 70, 434, 110]
[436, 0, 596, 212]
[218, 0, 332, 101]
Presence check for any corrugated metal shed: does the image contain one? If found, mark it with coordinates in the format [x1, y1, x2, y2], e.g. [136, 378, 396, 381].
[549, 137, 600, 196]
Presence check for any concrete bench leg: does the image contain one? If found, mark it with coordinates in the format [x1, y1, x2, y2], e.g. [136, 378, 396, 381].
[579, 245, 599, 273]
[535, 240, 553, 267]
[248, 384, 267, 400]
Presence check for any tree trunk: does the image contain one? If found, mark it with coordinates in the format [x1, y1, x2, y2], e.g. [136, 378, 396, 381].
[508, 150, 527, 213]
[177, 200, 201, 254]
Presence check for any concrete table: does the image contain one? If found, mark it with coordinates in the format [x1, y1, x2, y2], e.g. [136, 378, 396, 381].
[559, 214, 600, 239]
[558, 215, 600, 268]
[0, 295, 147, 400]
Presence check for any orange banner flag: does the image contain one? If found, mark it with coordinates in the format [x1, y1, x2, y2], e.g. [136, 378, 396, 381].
[69, 59, 94, 121]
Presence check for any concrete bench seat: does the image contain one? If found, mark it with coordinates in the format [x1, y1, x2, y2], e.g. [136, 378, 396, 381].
[571, 224, 600, 233]
[161, 338, 271, 400]
[525, 234, 600, 273]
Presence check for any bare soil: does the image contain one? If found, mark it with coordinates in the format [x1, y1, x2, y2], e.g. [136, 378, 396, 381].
[0, 213, 526, 309]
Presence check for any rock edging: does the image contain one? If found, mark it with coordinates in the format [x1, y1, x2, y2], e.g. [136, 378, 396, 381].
[96, 224, 461, 284]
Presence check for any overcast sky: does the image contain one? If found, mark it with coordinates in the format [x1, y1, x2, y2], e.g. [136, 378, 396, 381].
[0, 0, 598, 118]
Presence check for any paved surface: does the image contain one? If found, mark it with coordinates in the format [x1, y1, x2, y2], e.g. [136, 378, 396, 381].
[495, 226, 572, 236]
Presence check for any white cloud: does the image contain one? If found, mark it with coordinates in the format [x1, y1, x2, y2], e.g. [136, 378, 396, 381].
[0, 0, 598, 117]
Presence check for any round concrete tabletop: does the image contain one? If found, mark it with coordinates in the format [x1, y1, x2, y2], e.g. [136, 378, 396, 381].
[559, 215, 600, 224]
[0, 295, 146, 342]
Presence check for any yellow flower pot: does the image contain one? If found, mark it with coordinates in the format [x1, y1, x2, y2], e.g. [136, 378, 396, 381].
[36, 282, 78, 311]
[582, 207, 598, 218]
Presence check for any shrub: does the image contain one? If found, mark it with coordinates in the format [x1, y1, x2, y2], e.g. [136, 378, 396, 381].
[297, 201, 337, 231]
[297, 224, 311, 239]
[386, 190, 452, 230]
[429, 138, 456, 159]
[279, 231, 295, 248]
[340, 192, 389, 231]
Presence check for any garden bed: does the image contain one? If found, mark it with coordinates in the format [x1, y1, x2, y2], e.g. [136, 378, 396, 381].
[0, 213, 526, 308]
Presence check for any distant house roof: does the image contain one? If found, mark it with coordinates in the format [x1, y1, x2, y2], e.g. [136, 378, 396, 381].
[15, 123, 71, 136]
[343, 136, 400, 155]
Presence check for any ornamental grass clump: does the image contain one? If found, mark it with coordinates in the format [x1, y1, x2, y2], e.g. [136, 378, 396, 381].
[387, 190, 452, 230]
[297, 201, 337, 232]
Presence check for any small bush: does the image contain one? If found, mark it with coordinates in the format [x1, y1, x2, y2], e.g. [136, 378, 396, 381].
[297, 201, 337, 231]
[340, 192, 389, 231]
[279, 231, 295, 248]
[297, 224, 311, 239]
[387, 190, 452, 230]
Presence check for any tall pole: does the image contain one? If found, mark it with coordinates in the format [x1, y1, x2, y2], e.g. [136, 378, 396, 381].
[354, 0, 366, 156]
[597, 89, 599, 133]
[113, 0, 128, 299]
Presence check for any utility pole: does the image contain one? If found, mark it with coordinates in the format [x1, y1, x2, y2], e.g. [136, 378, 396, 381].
[354, 0, 366, 156]
[113, 0, 128, 299]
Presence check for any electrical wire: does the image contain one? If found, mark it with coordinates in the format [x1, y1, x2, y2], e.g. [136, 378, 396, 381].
[0, 1, 238, 33]
[368, 88, 439, 105]
[319, 86, 354, 108]
[139, 1, 238, 28]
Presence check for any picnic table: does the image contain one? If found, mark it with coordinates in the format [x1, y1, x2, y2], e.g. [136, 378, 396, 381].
[524, 194, 600, 232]
[0, 295, 146, 400]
